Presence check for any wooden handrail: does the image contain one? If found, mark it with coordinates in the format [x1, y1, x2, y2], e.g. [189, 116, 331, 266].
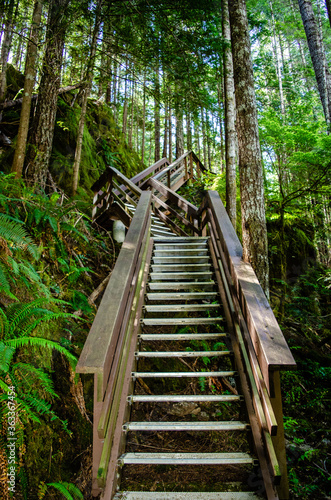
[153, 151, 207, 182]
[206, 191, 296, 391]
[76, 192, 152, 495]
[76, 191, 151, 395]
[148, 176, 199, 219]
[204, 190, 295, 500]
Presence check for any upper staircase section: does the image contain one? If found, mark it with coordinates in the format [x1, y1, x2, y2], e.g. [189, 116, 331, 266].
[91, 151, 206, 237]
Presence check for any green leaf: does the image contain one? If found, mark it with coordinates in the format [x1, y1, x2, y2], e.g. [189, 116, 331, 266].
[0, 341, 15, 372]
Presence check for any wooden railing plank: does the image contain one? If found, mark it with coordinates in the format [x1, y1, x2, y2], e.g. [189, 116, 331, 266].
[76, 192, 152, 400]
[206, 191, 296, 393]
[148, 177, 199, 218]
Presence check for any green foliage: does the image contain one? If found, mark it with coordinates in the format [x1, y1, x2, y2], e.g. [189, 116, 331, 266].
[39, 481, 83, 500]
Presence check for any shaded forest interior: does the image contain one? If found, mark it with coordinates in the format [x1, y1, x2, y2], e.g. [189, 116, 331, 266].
[0, 0, 330, 499]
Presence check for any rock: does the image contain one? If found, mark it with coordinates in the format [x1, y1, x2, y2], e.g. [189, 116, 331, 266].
[167, 402, 200, 417]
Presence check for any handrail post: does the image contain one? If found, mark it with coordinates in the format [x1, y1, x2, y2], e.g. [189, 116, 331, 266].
[270, 370, 289, 499]
[184, 156, 188, 180]
[189, 152, 194, 180]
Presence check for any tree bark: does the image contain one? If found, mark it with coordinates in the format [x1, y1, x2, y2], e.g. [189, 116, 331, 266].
[222, 0, 237, 229]
[162, 102, 168, 158]
[25, 0, 68, 190]
[0, 0, 16, 101]
[298, 0, 331, 129]
[168, 100, 173, 163]
[154, 66, 160, 162]
[72, 0, 102, 196]
[326, 0, 331, 28]
[141, 73, 146, 162]
[11, 0, 43, 179]
[270, 0, 286, 117]
[175, 105, 184, 159]
[201, 106, 207, 167]
[229, 0, 270, 298]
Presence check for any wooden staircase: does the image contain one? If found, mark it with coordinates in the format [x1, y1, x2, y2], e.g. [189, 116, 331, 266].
[115, 236, 263, 499]
[76, 152, 296, 500]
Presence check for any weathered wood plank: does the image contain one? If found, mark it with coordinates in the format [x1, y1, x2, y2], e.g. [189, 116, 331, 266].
[207, 191, 296, 392]
[76, 192, 152, 400]
[148, 177, 198, 217]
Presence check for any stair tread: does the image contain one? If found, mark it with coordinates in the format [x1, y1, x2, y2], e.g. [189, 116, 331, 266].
[139, 333, 227, 340]
[132, 371, 236, 378]
[135, 350, 231, 358]
[142, 317, 223, 325]
[128, 394, 240, 402]
[114, 492, 262, 499]
[148, 282, 215, 290]
[144, 303, 220, 312]
[146, 292, 218, 300]
[123, 421, 249, 431]
[119, 452, 255, 465]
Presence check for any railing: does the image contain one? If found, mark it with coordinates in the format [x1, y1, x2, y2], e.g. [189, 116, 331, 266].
[91, 154, 204, 236]
[201, 191, 296, 499]
[76, 192, 153, 496]
[152, 150, 206, 191]
[79, 152, 295, 499]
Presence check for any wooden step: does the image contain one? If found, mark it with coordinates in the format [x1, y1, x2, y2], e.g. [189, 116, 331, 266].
[114, 492, 262, 499]
[139, 333, 226, 341]
[146, 291, 218, 301]
[144, 303, 220, 313]
[123, 421, 249, 432]
[127, 394, 241, 403]
[119, 452, 255, 465]
[132, 371, 236, 378]
[147, 281, 215, 290]
[149, 272, 213, 280]
[141, 317, 223, 326]
[135, 350, 231, 358]
[151, 264, 211, 272]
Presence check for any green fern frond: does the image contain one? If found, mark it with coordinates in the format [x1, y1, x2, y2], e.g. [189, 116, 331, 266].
[0, 213, 39, 259]
[23, 392, 54, 416]
[0, 377, 11, 393]
[47, 482, 83, 500]
[0, 341, 15, 372]
[17, 466, 29, 500]
[0, 262, 10, 291]
[5, 337, 77, 367]
[18, 262, 50, 297]
[12, 362, 58, 398]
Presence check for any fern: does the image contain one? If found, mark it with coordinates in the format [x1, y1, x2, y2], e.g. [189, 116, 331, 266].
[0, 341, 15, 372]
[0, 262, 10, 291]
[47, 482, 84, 500]
[12, 363, 58, 398]
[6, 337, 77, 367]
[0, 213, 39, 259]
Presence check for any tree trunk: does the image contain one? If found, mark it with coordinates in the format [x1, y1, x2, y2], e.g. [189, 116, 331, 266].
[229, 0, 270, 298]
[128, 80, 134, 148]
[186, 110, 192, 151]
[72, 0, 102, 196]
[0, 0, 16, 101]
[168, 100, 173, 163]
[222, 0, 237, 229]
[162, 102, 168, 158]
[11, 0, 43, 179]
[326, 0, 331, 28]
[298, 0, 331, 129]
[270, 0, 286, 117]
[26, 0, 68, 190]
[141, 73, 146, 162]
[154, 66, 160, 162]
[175, 105, 184, 159]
